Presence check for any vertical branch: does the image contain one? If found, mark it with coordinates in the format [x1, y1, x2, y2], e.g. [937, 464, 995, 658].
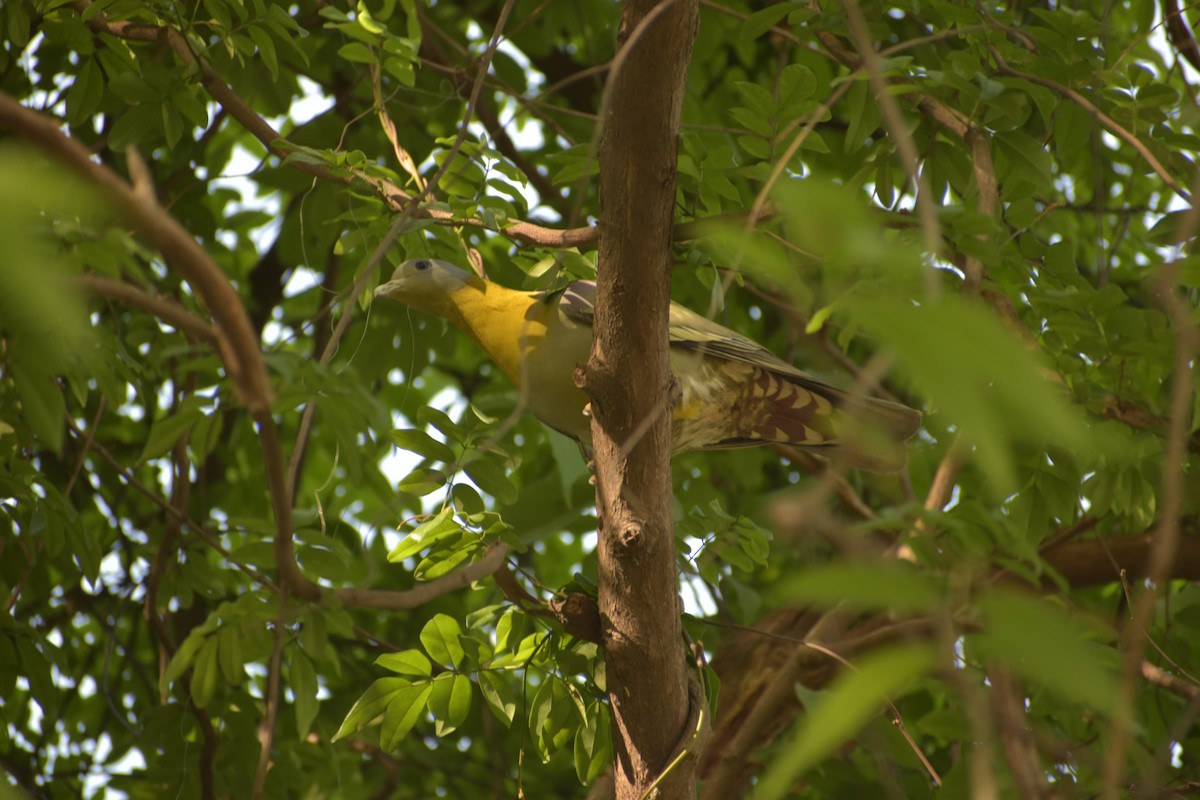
[582, 1, 700, 797]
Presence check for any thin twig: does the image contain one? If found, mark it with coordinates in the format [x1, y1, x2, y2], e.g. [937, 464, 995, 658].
[253, 585, 288, 798]
[991, 47, 1190, 203]
[1141, 659, 1200, 701]
[64, 395, 107, 497]
[1116, 563, 1200, 688]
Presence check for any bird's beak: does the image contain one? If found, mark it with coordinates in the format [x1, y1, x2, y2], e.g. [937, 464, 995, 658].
[374, 281, 398, 299]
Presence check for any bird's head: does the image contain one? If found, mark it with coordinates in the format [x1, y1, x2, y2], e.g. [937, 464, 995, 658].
[374, 258, 482, 318]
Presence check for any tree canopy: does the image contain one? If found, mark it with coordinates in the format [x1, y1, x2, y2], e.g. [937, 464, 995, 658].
[2, 0, 1200, 798]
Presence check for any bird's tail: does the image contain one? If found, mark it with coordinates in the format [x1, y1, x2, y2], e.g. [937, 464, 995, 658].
[804, 381, 922, 472]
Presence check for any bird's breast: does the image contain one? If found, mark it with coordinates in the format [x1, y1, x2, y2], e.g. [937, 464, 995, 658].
[514, 306, 594, 443]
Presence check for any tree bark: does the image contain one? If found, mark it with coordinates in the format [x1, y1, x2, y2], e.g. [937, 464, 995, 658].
[584, 1, 700, 798]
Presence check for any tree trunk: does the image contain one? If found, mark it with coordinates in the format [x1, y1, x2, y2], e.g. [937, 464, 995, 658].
[585, 0, 700, 798]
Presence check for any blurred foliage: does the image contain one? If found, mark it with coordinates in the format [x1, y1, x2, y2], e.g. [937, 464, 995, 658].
[2, 0, 1200, 797]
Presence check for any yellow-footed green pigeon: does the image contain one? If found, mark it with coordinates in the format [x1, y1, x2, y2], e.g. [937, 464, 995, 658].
[375, 258, 921, 471]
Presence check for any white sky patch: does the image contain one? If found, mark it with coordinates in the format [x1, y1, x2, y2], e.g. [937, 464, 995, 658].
[211, 145, 275, 207]
[290, 76, 336, 124]
[284, 267, 323, 298]
[209, 143, 284, 253]
[681, 571, 719, 617]
[84, 743, 147, 799]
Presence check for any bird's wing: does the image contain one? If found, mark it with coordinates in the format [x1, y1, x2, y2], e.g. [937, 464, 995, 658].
[553, 280, 921, 444]
[554, 279, 821, 379]
[551, 280, 597, 325]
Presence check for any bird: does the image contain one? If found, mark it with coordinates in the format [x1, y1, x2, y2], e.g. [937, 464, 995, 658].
[374, 258, 921, 471]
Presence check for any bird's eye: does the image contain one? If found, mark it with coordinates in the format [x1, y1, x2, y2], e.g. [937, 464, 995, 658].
[414, 260, 430, 271]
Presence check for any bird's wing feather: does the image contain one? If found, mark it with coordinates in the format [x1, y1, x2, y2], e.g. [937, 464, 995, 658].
[553, 280, 921, 444]
[555, 280, 824, 379]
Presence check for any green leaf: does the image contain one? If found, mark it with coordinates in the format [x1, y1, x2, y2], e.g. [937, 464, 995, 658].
[573, 699, 613, 784]
[9, 351, 66, 455]
[217, 625, 243, 685]
[140, 397, 208, 463]
[479, 670, 516, 725]
[397, 467, 447, 496]
[849, 293, 1089, 490]
[450, 482, 485, 514]
[995, 130, 1053, 186]
[549, 148, 600, 185]
[734, 82, 775, 118]
[248, 25, 279, 80]
[388, 508, 463, 562]
[731, 109, 773, 139]
[493, 608, 524, 655]
[416, 405, 465, 443]
[161, 105, 183, 149]
[754, 645, 936, 798]
[463, 457, 518, 505]
[771, 562, 944, 613]
[971, 590, 1119, 712]
[189, 407, 224, 459]
[338, 42, 378, 63]
[844, 80, 882, 154]
[108, 71, 158, 104]
[420, 613, 465, 667]
[356, 0, 387, 33]
[427, 672, 472, 736]
[291, 650, 319, 738]
[1, 163, 96, 431]
[16, 638, 57, 718]
[203, 0, 233, 29]
[376, 649, 432, 678]
[380, 681, 433, 750]
[190, 636, 220, 709]
[390, 428, 457, 463]
[7, 2, 31, 45]
[66, 58, 104, 125]
[414, 542, 476, 580]
[108, 104, 161, 150]
[778, 63, 817, 112]
[383, 55, 413, 84]
[161, 630, 208, 695]
[58, 497, 99, 582]
[297, 544, 353, 582]
[738, 4, 795, 50]
[547, 430, 590, 505]
[529, 675, 578, 762]
[333, 677, 411, 742]
[173, 86, 210, 128]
